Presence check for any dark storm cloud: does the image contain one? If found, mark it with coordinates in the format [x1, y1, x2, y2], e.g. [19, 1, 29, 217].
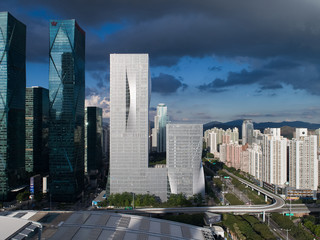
[208, 66, 222, 71]
[260, 84, 283, 90]
[198, 58, 320, 95]
[263, 60, 300, 70]
[198, 69, 272, 91]
[8, 0, 320, 70]
[152, 73, 188, 94]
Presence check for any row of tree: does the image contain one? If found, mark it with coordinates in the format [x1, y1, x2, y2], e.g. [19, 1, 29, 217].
[98, 192, 203, 208]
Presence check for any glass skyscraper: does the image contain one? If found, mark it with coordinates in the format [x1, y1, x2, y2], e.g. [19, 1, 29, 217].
[0, 12, 26, 201]
[154, 103, 168, 153]
[49, 19, 85, 201]
[85, 107, 103, 174]
[25, 87, 49, 174]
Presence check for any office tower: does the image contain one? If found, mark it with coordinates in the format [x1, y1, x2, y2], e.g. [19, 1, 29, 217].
[25, 87, 49, 174]
[85, 107, 103, 175]
[167, 124, 205, 197]
[102, 124, 109, 163]
[110, 54, 167, 201]
[0, 12, 26, 201]
[289, 129, 318, 191]
[242, 119, 254, 145]
[49, 19, 85, 201]
[262, 128, 287, 187]
[152, 103, 168, 153]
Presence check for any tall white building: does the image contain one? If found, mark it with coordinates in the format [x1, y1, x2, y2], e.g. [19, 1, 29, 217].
[110, 54, 167, 200]
[167, 124, 205, 197]
[248, 143, 262, 180]
[242, 119, 254, 145]
[262, 128, 287, 187]
[289, 129, 318, 191]
[208, 132, 217, 154]
[152, 103, 168, 152]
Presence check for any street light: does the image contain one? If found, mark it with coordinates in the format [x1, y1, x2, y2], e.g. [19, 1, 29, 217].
[280, 228, 291, 240]
[286, 181, 292, 219]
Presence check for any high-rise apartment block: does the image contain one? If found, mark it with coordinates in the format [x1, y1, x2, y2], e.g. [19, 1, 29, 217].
[0, 12, 26, 200]
[262, 128, 287, 187]
[85, 107, 103, 174]
[204, 127, 239, 155]
[289, 129, 318, 191]
[25, 87, 49, 174]
[314, 128, 320, 148]
[248, 143, 262, 180]
[152, 103, 168, 152]
[242, 119, 254, 145]
[167, 124, 205, 197]
[110, 54, 167, 201]
[49, 19, 85, 201]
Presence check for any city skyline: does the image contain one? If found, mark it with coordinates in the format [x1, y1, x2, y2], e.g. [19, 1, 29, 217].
[1, 1, 320, 123]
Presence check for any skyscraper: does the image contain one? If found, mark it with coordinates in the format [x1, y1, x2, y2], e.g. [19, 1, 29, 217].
[110, 54, 167, 201]
[262, 128, 287, 187]
[289, 129, 318, 191]
[0, 12, 26, 201]
[25, 87, 49, 174]
[85, 107, 103, 174]
[152, 103, 168, 153]
[166, 124, 205, 197]
[49, 19, 85, 201]
[242, 119, 253, 145]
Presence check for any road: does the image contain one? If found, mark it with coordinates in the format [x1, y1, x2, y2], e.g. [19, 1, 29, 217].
[115, 170, 286, 214]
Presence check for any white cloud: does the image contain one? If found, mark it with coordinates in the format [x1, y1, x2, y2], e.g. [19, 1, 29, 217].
[85, 94, 110, 119]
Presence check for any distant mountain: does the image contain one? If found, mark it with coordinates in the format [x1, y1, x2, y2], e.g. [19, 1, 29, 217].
[204, 119, 320, 135]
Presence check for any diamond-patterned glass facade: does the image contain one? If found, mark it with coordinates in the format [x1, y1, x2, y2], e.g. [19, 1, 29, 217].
[49, 19, 85, 201]
[0, 12, 26, 201]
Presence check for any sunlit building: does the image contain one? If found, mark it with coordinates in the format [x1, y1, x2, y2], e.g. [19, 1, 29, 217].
[49, 19, 85, 201]
[110, 54, 167, 201]
[167, 124, 205, 197]
[289, 129, 318, 191]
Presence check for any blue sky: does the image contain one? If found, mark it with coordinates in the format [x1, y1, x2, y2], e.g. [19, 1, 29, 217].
[2, 0, 320, 123]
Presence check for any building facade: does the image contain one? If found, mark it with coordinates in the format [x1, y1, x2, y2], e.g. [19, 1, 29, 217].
[166, 124, 205, 197]
[289, 129, 318, 191]
[110, 54, 167, 201]
[25, 87, 49, 174]
[0, 12, 26, 200]
[85, 107, 103, 174]
[49, 19, 85, 201]
[242, 119, 253, 145]
[262, 128, 287, 187]
[152, 103, 168, 153]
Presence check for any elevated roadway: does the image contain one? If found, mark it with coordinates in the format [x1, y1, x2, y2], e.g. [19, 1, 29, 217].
[117, 170, 286, 215]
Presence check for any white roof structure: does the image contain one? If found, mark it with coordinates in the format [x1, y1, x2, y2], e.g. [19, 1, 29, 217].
[50, 211, 215, 240]
[0, 215, 41, 240]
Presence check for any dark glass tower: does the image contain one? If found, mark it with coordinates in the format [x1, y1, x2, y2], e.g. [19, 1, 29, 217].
[25, 87, 49, 174]
[49, 20, 85, 201]
[85, 107, 103, 174]
[0, 12, 26, 201]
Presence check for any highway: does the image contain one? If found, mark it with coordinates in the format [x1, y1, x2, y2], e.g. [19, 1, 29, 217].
[117, 170, 286, 214]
